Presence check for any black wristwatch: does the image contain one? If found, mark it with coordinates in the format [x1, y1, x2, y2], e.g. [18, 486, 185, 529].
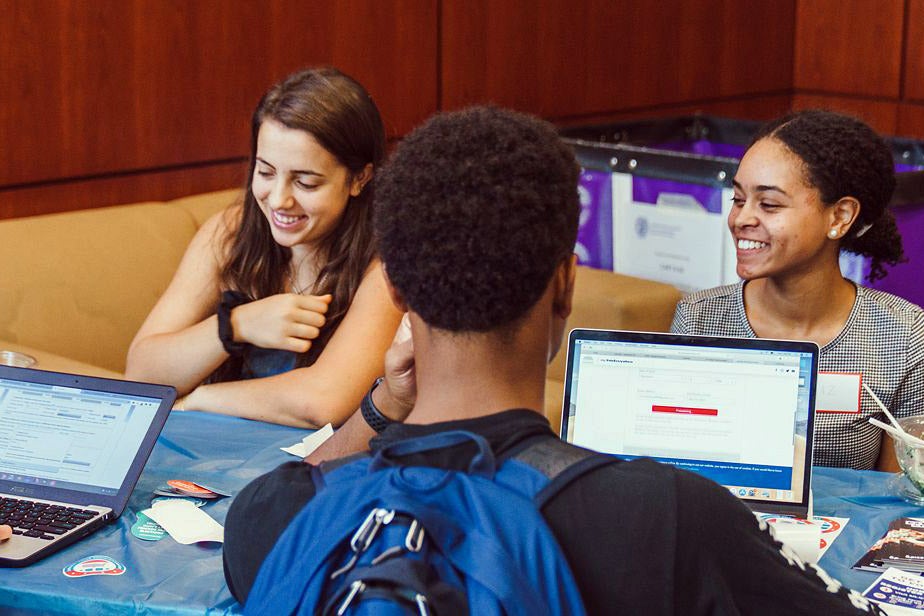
[361, 377, 396, 433]
[217, 290, 251, 356]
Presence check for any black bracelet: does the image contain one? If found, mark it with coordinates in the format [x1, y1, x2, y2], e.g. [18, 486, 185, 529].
[361, 377, 395, 433]
[217, 290, 251, 357]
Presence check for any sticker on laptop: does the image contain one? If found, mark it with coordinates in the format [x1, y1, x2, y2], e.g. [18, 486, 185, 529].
[63, 555, 127, 577]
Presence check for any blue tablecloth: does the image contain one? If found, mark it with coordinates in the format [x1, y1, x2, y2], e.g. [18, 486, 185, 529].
[815, 466, 924, 592]
[1, 411, 921, 614]
[0, 411, 304, 615]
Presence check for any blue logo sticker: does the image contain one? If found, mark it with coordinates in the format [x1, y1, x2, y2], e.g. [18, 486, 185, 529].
[63, 555, 126, 578]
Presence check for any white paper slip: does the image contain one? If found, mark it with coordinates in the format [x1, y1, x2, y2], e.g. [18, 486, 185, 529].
[141, 499, 224, 544]
[863, 567, 924, 614]
[281, 423, 334, 458]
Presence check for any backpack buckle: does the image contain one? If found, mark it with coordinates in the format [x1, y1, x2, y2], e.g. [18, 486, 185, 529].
[405, 518, 425, 552]
[350, 507, 395, 554]
[331, 508, 396, 580]
[336, 580, 366, 616]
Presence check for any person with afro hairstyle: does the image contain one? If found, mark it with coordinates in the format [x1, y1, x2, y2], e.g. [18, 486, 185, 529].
[223, 106, 882, 614]
[672, 109, 924, 471]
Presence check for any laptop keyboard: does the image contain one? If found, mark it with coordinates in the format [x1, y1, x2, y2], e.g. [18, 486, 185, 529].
[0, 497, 100, 540]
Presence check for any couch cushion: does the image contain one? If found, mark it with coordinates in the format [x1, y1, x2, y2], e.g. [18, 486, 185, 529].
[0, 202, 200, 373]
[169, 188, 242, 226]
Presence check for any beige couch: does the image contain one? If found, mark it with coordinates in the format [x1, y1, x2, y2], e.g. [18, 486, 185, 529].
[0, 189, 241, 378]
[0, 190, 682, 430]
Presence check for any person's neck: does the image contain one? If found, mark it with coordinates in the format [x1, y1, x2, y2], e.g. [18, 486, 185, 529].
[745, 263, 856, 344]
[403, 316, 550, 426]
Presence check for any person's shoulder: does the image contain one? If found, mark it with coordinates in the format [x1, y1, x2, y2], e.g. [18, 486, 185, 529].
[672, 282, 744, 335]
[678, 282, 742, 307]
[547, 444, 688, 496]
[857, 286, 924, 334]
[191, 204, 243, 255]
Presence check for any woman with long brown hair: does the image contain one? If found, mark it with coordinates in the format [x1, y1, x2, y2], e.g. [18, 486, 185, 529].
[126, 68, 402, 428]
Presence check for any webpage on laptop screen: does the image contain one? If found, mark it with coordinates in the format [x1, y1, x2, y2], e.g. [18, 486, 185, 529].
[0, 379, 160, 496]
[567, 340, 811, 503]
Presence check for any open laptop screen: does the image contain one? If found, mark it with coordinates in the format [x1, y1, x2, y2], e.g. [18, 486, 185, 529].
[0, 377, 162, 496]
[561, 329, 818, 516]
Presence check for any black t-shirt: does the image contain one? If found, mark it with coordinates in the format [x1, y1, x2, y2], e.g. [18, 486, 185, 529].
[223, 410, 881, 614]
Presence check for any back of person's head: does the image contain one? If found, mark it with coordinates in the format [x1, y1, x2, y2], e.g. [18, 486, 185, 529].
[374, 106, 580, 333]
[752, 109, 903, 281]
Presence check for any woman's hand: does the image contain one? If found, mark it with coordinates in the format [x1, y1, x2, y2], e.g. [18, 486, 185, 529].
[231, 293, 332, 352]
[0, 525, 11, 541]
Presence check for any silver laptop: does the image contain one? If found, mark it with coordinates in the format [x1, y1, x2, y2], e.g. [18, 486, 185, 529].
[560, 329, 818, 517]
[0, 366, 174, 566]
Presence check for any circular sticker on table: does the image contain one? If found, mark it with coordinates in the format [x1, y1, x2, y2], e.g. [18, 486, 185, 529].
[63, 555, 126, 577]
[131, 511, 166, 541]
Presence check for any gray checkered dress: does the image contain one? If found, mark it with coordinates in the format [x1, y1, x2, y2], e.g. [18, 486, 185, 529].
[671, 282, 924, 470]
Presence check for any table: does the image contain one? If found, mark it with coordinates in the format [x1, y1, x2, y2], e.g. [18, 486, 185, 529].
[0, 411, 305, 615]
[0, 412, 920, 614]
[815, 466, 924, 593]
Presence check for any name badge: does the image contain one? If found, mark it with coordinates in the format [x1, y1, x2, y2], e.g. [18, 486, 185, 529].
[815, 372, 862, 414]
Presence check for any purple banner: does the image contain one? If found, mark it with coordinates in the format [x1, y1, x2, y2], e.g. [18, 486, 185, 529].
[632, 176, 724, 214]
[575, 169, 613, 269]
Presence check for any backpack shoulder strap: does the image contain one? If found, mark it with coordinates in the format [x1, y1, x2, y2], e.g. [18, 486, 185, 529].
[312, 450, 371, 491]
[510, 436, 619, 509]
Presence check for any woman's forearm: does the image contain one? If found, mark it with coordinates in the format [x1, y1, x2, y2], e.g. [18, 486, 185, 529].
[125, 314, 228, 394]
[183, 368, 365, 429]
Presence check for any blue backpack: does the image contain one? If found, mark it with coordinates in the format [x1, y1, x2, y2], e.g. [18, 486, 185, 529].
[244, 430, 615, 615]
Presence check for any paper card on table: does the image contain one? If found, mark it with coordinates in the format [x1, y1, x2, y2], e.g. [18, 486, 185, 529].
[816, 372, 862, 414]
[756, 513, 848, 559]
[167, 480, 218, 498]
[141, 499, 224, 544]
[863, 567, 924, 614]
[281, 423, 334, 458]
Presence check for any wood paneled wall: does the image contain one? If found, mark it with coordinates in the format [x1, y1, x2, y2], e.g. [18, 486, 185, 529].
[0, 0, 438, 218]
[440, 0, 794, 121]
[793, 0, 924, 137]
[2, 0, 920, 220]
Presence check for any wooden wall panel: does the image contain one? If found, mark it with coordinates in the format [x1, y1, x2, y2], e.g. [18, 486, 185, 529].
[0, 0, 437, 217]
[791, 94, 899, 135]
[905, 0, 924, 102]
[794, 0, 904, 97]
[441, 0, 795, 121]
[0, 161, 247, 220]
[898, 103, 924, 140]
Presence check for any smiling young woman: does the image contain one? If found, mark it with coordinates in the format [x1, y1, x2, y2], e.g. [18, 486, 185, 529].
[672, 110, 924, 471]
[125, 68, 403, 428]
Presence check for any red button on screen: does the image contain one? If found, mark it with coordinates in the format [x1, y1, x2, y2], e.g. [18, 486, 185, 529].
[652, 405, 718, 416]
